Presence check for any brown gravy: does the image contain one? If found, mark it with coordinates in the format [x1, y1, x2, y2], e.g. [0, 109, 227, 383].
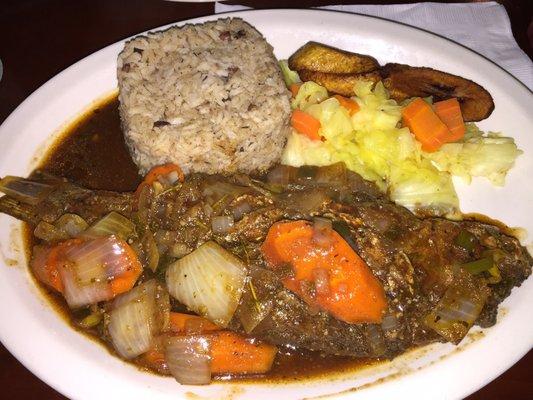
[27, 94, 376, 382]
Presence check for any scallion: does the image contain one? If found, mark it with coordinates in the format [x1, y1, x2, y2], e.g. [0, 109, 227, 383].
[460, 257, 493, 274]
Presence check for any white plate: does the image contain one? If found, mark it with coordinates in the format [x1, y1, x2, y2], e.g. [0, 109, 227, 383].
[0, 9, 531, 400]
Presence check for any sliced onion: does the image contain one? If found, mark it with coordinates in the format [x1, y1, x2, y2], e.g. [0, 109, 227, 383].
[65, 236, 128, 284]
[82, 212, 135, 239]
[0, 175, 54, 205]
[59, 236, 142, 308]
[142, 230, 160, 272]
[60, 266, 110, 308]
[108, 280, 169, 359]
[315, 162, 347, 187]
[165, 336, 211, 385]
[211, 215, 234, 235]
[365, 324, 387, 356]
[236, 268, 276, 333]
[31, 245, 55, 289]
[34, 221, 67, 243]
[424, 279, 489, 344]
[312, 217, 334, 247]
[282, 189, 330, 214]
[62, 214, 89, 236]
[202, 181, 248, 205]
[166, 241, 247, 327]
[312, 268, 330, 295]
[168, 243, 190, 258]
[232, 201, 252, 221]
[381, 314, 400, 331]
[267, 165, 296, 185]
[34, 214, 89, 243]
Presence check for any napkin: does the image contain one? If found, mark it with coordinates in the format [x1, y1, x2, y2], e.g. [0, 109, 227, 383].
[215, 1, 533, 89]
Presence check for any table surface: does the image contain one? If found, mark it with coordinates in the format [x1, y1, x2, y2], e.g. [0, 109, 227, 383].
[0, 1, 531, 399]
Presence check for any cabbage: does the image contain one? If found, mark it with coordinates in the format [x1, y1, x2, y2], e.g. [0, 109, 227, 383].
[426, 134, 522, 185]
[292, 81, 328, 110]
[389, 159, 459, 216]
[351, 82, 402, 131]
[281, 78, 521, 216]
[278, 60, 300, 87]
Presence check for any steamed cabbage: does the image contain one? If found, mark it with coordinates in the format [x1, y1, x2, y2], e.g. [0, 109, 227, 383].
[426, 128, 522, 185]
[281, 66, 522, 215]
[279, 60, 301, 87]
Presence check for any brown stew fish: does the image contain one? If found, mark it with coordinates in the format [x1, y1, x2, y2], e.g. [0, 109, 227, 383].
[0, 18, 530, 385]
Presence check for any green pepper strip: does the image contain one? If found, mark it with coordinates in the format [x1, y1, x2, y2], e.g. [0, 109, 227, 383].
[454, 230, 477, 251]
[461, 257, 493, 274]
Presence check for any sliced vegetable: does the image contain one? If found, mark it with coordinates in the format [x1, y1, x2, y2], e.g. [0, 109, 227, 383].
[211, 215, 234, 235]
[135, 163, 184, 197]
[236, 268, 275, 334]
[169, 312, 219, 334]
[34, 214, 89, 243]
[278, 59, 301, 87]
[148, 313, 277, 381]
[261, 220, 387, 323]
[461, 250, 505, 284]
[77, 309, 103, 329]
[291, 109, 322, 141]
[33, 236, 143, 307]
[232, 201, 252, 221]
[165, 336, 212, 385]
[209, 331, 277, 375]
[108, 280, 169, 359]
[31, 245, 63, 292]
[290, 83, 301, 97]
[388, 159, 459, 216]
[141, 229, 160, 272]
[454, 230, 477, 251]
[291, 81, 329, 110]
[82, 212, 135, 240]
[333, 94, 360, 116]
[461, 257, 493, 274]
[402, 97, 451, 152]
[266, 164, 297, 186]
[433, 98, 465, 142]
[166, 241, 247, 327]
[0, 176, 54, 205]
[425, 133, 522, 186]
[381, 314, 400, 331]
[202, 181, 249, 213]
[424, 278, 489, 343]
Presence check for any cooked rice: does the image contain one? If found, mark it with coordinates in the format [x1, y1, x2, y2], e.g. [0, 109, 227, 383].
[117, 18, 291, 175]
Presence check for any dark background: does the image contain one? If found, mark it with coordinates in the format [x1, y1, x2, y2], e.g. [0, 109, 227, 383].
[0, 1, 531, 399]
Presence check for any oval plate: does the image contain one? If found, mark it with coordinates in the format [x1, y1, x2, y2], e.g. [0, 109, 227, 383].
[0, 9, 532, 400]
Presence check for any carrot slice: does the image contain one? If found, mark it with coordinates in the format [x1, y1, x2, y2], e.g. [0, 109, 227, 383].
[108, 238, 143, 296]
[32, 239, 83, 293]
[169, 312, 219, 334]
[433, 98, 465, 142]
[291, 109, 322, 141]
[33, 237, 141, 298]
[289, 83, 301, 97]
[135, 163, 185, 198]
[402, 97, 452, 152]
[261, 220, 387, 324]
[333, 94, 360, 116]
[143, 314, 277, 376]
[210, 331, 277, 375]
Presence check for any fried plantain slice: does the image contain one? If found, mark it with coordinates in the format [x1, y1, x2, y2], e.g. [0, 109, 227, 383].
[380, 63, 494, 122]
[299, 69, 382, 97]
[288, 42, 379, 74]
